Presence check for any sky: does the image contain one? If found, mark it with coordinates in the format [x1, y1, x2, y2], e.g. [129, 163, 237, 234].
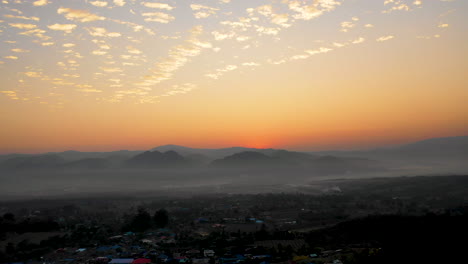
[0, 0, 467, 153]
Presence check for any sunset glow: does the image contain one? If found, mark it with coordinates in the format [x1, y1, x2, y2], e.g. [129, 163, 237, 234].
[0, 0, 467, 153]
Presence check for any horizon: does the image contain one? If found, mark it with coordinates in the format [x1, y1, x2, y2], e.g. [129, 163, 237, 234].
[1, 0, 467, 154]
[1, 134, 466, 155]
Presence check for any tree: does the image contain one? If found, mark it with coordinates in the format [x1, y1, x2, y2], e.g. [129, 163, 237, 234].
[153, 209, 169, 228]
[130, 208, 152, 232]
[3, 213, 15, 222]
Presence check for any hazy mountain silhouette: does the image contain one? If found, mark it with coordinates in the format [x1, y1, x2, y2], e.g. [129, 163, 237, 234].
[270, 150, 318, 165]
[309, 156, 383, 174]
[0, 154, 65, 170]
[0, 136, 465, 171]
[54, 150, 144, 161]
[62, 158, 111, 170]
[152, 144, 277, 159]
[210, 150, 382, 172]
[210, 151, 284, 168]
[315, 136, 468, 162]
[125, 150, 190, 168]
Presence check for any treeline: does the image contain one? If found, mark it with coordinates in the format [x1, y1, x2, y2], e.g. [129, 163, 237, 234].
[0, 213, 60, 236]
[305, 207, 468, 263]
[121, 208, 169, 232]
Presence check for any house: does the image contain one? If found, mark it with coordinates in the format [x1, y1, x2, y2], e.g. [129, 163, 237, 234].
[132, 258, 152, 264]
[204, 249, 215, 257]
[109, 259, 134, 264]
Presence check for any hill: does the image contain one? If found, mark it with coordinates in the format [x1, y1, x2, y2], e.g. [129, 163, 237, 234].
[125, 150, 191, 168]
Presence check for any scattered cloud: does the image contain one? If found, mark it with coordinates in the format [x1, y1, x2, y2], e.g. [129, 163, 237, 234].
[89, 1, 108, 7]
[376, 35, 395, 42]
[141, 2, 174, 10]
[142, 12, 175, 23]
[8, 23, 37, 29]
[87, 27, 121, 37]
[114, 0, 126, 7]
[33, 0, 49, 6]
[48, 23, 77, 33]
[57, 8, 105, 23]
[191, 4, 219, 19]
[4, 14, 40, 21]
[11, 48, 30, 53]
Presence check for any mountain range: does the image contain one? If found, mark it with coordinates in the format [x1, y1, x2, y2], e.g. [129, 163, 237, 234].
[0, 136, 466, 171]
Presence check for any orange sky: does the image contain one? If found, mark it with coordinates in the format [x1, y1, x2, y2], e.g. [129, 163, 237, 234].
[0, 0, 467, 154]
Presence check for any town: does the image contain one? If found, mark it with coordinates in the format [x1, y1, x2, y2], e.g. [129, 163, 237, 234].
[1, 175, 467, 263]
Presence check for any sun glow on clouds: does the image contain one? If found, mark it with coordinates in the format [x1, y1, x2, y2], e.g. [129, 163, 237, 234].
[0, 0, 466, 151]
[0, 0, 461, 106]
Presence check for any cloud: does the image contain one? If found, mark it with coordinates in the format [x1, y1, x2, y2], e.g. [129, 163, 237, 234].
[11, 48, 30, 53]
[205, 64, 238, 79]
[242, 62, 260, 66]
[87, 27, 121, 37]
[287, 0, 342, 20]
[48, 23, 77, 33]
[305, 47, 332, 55]
[376, 35, 395, 42]
[4, 14, 40, 21]
[142, 12, 175, 23]
[92, 50, 108, 55]
[438, 23, 449, 28]
[33, 0, 49, 6]
[17, 28, 50, 40]
[383, 1, 411, 13]
[133, 26, 210, 89]
[141, 2, 174, 10]
[9, 23, 37, 29]
[126, 46, 142, 54]
[255, 26, 280, 36]
[77, 88, 103, 93]
[57, 8, 105, 23]
[0, 91, 19, 100]
[100, 67, 122, 73]
[24, 71, 42, 78]
[89, 1, 108, 7]
[271, 14, 290, 27]
[247, 5, 290, 28]
[212, 31, 235, 41]
[190, 4, 219, 19]
[161, 83, 197, 97]
[340, 21, 356, 32]
[352, 37, 366, 44]
[113, 0, 126, 7]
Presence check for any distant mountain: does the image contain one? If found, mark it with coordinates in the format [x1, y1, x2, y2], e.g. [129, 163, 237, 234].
[125, 150, 191, 168]
[210, 150, 383, 173]
[270, 150, 318, 164]
[211, 151, 283, 168]
[52, 150, 144, 161]
[315, 136, 468, 162]
[62, 158, 111, 170]
[386, 136, 468, 159]
[0, 154, 65, 170]
[309, 156, 383, 174]
[151, 145, 278, 159]
[1, 136, 464, 171]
